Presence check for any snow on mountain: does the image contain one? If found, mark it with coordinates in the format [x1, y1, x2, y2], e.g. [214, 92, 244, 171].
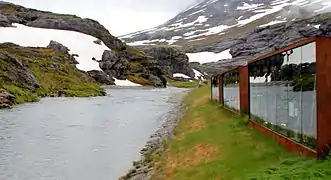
[0, 24, 108, 71]
[121, 0, 331, 54]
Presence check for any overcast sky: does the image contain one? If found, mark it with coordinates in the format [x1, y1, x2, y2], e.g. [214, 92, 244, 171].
[6, 0, 198, 36]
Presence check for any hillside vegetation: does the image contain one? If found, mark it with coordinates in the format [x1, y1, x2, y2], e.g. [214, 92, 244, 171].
[0, 43, 105, 107]
[151, 86, 331, 180]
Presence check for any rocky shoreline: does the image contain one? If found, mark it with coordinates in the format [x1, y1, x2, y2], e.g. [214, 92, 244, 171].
[120, 90, 189, 180]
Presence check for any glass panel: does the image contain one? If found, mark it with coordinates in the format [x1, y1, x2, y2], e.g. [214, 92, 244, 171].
[300, 42, 316, 149]
[249, 58, 270, 125]
[212, 76, 219, 102]
[248, 42, 316, 149]
[223, 69, 240, 111]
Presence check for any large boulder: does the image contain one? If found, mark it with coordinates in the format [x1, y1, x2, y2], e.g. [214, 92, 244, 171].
[87, 70, 115, 85]
[136, 45, 195, 78]
[0, 89, 15, 108]
[99, 50, 119, 70]
[47, 40, 70, 53]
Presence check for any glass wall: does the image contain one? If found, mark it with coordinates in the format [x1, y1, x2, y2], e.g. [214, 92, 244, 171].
[223, 69, 240, 111]
[211, 76, 219, 102]
[249, 42, 316, 149]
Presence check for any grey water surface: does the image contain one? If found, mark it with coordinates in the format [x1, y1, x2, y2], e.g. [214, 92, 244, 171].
[0, 87, 188, 180]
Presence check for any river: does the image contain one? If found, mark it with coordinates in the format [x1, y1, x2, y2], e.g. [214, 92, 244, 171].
[0, 87, 188, 180]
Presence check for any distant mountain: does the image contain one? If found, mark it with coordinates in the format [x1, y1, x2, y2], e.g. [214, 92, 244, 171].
[121, 0, 331, 73]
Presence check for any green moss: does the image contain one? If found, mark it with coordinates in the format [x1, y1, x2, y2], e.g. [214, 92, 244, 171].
[3, 85, 39, 104]
[125, 46, 146, 57]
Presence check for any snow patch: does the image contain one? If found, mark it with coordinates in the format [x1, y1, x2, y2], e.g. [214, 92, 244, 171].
[314, 24, 321, 29]
[186, 49, 232, 64]
[173, 73, 191, 79]
[237, 1, 290, 27]
[114, 78, 142, 86]
[259, 20, 286, 27]
[193, 69, 204, 80]
[237, 2, 263, 10]
[0, 24, 108, 71]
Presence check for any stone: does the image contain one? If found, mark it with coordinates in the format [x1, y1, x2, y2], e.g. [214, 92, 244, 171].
[47, 40, 70, 53]
[100, 50, 119, 69]
[0, 89, 15, 108]
[87, 70, 115, 85]
[93, 39, 102, 45]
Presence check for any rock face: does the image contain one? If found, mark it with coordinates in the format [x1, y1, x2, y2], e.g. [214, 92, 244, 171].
[0, 47, 40, 92]
[47, 40, 69, 53]
[87, 70, 115, 85]
[0, 89, 15, 108]
[96, 47, 167, 87]
[136, 45, 195, 78]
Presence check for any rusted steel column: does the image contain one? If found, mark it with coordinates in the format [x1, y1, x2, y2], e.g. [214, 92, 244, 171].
[316, 37, 331, 157]
[239, 66, 249, 114]
[218, 74, 223, 105]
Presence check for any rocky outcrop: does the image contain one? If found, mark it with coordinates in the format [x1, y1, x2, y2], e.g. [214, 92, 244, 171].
[0, 42, 106, 108]
[136, 45, 194, 78]
[0, 2, 125, 51]
[0, 46, 40, 92]
[0, 89, 15, 108]
[96, 47, 167, 87]
[47, 40, 69, 53]
[87, 70, 115, 85]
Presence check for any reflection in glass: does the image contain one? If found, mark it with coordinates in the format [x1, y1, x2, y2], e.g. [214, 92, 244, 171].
[212, 76, 219, 102]
[249, 42, 316, 149]
[223, 69, 240, 111]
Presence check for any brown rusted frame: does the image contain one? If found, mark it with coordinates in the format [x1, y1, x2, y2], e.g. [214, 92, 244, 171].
[315, 36, 331, 158]
[248, 120, 317, 157]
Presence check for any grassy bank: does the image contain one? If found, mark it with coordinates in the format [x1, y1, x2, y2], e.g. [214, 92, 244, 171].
[167, 79, 201, 88]
[151, 86, 331, 180]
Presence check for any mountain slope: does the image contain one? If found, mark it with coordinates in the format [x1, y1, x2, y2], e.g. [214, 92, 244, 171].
[121, 0, 331, 73]
[122, 0, 330, 50]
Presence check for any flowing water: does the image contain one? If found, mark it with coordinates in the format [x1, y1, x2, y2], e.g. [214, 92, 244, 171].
[0, 87, 188, 180]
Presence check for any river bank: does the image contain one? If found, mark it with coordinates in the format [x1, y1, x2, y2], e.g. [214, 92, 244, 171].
[127, 85, 331, 180]
[121, 90, 189, 180]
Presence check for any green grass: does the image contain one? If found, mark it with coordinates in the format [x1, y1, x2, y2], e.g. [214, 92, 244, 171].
[152, 86, 331, 180]
[167, 79, 198, 88]
[3, 85, 39, 104]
